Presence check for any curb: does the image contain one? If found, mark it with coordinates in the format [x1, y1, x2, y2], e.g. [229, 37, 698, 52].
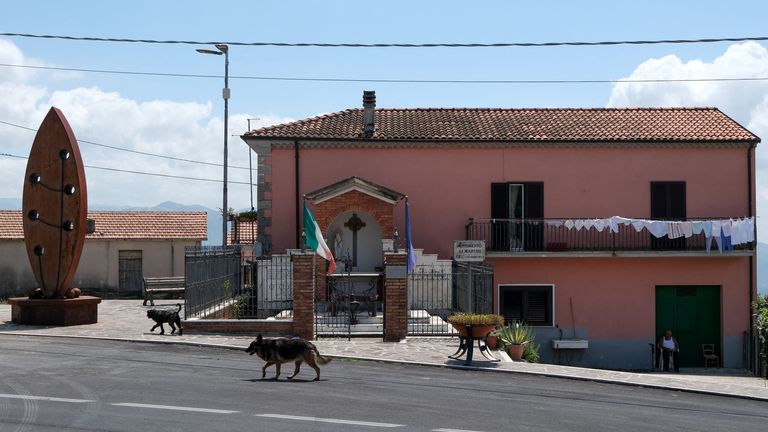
[2, 331, 766, 402]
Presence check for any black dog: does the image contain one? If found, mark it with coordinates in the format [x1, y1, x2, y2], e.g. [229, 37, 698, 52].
[245, 334, 331, 380]
[147, 303, 183, 335]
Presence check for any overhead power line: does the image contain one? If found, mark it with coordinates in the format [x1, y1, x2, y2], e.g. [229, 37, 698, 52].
[0, 153, 255, 185]
[3, 62, 768, 85]
[2, 32, 768, 48]
[0, 119, 255, 171]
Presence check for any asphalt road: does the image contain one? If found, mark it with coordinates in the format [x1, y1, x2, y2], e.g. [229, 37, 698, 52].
[0, 335, 765, 432]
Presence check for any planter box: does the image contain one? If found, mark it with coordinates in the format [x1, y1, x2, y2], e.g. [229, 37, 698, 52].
[450, 323, 496, 339]
[551, 339, 589, 349]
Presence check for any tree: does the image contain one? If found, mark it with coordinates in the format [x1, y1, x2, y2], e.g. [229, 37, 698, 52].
[753, 294, 768, 376]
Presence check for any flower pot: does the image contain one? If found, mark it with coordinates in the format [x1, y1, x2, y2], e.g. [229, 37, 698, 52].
[451, 323, 495, 339]
[507, 343, 525, 361]
[486, 335, 499, 350]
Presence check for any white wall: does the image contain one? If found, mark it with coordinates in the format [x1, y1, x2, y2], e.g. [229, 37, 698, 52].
[0, 240, 36, 297]
[326, 210, 383, 272]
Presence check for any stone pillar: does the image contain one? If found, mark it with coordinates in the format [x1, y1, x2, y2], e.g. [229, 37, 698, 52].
[291, 253, 315, 340]
[249, 141, 273, 253]
[384, 252, 408, 342]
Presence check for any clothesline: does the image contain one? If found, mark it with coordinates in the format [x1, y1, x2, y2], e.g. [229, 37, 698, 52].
[544, 216, 755, 253]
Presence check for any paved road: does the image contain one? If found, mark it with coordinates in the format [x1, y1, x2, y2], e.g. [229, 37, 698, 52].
[1, 335, 766, 432]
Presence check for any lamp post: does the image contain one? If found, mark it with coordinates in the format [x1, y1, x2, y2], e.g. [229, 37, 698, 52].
[196, 44, 230, 247]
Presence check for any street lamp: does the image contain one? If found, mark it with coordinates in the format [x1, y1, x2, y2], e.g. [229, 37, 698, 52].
[196, 44, 230, 247]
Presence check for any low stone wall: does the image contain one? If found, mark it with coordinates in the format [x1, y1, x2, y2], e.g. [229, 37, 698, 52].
[182, 318, 293, 335]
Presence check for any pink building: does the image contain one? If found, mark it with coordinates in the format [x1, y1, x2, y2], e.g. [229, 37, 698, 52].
[241, 91, 759, 369]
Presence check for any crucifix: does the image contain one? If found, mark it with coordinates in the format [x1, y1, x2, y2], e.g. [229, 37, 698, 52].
[344, 213, 366, 268]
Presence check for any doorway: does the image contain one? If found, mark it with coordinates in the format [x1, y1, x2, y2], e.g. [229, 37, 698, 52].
[655, 285, 720, 367]
[490, 182, 544, 251]
[119, 250, 143, 296]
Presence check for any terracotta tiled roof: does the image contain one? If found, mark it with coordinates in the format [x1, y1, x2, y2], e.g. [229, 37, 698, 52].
[243, 107, 759, 143]
[0, 210, 207, 240]
[227, 219, 258, 245]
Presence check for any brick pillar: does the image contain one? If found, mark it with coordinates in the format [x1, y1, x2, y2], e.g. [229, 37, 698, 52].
[315, 260, 328, 302]
[292, 253, 316, 340]
[384, 252, 408, 342]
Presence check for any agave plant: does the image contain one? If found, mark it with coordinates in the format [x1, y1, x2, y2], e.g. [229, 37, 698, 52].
[497, 321, 534, 346]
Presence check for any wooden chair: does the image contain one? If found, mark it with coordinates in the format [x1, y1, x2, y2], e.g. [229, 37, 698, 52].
[702, 344, 719, 368]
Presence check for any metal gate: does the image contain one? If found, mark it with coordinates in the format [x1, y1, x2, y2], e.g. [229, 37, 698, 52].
[315, 267, 384, 339]
[407, 261, 493, 336]
[118, 250, 143, 297]
[452, 261, 494, 314]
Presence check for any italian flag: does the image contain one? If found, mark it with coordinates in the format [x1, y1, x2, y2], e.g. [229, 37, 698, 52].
[303, 203, 336, 274]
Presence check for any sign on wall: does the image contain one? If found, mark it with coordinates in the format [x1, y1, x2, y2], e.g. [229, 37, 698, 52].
[453, 240, 486, 262]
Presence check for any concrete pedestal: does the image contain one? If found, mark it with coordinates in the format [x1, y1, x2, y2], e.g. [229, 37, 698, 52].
[9, 296, 101, 326]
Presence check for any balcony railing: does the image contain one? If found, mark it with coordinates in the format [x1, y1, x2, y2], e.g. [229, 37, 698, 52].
[466, 218, 755, 253]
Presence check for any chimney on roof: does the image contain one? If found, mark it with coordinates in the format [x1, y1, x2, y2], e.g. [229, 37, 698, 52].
[362, 90, 376, 138]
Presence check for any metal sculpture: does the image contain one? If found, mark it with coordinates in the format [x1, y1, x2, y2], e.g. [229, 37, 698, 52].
[22, 107, 88, 299]
[10, 107, 100, 325]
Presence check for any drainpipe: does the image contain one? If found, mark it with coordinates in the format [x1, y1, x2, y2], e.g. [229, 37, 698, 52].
[295, 140, 301, 249]
[747, 142, 756, 371]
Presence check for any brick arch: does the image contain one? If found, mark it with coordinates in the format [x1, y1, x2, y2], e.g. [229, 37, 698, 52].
[312, 190, 395, 239]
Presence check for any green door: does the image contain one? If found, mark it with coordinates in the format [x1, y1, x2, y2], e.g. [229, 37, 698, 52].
[655, 286, 720, 368]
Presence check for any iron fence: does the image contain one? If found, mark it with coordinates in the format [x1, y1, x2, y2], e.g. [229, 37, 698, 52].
[184, 246, 242, 318]
[407, 262, 494, 336]
[453, 262, 494, 314]
[237, 255, 293, 319]
[467, 218, 755, 253]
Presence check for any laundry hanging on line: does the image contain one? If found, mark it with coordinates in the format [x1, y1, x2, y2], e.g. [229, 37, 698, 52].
[547, 216, 755, 252]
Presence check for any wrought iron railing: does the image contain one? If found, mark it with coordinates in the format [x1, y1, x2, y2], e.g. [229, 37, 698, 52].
[466, 218, 755, 253]
[184, 246, 242, 318]
[238, 255, 293, 319]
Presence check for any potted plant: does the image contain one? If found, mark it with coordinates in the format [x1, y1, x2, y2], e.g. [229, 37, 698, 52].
[447, 313, 504, 339]
[497, 321, 534, 361]
[486, 331, 500, 350]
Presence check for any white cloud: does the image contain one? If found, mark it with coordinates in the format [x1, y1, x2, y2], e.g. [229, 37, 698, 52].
[608, 42, 768, 120]
[607, 42, 768, 240]
[0, 38, 41, 82]
[0, 40, 293, 213]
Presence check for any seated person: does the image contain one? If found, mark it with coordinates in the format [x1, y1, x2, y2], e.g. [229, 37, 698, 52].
[657, 330, 680, 372]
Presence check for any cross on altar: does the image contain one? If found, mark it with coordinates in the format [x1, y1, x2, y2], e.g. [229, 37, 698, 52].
[344, 213, 366, 268]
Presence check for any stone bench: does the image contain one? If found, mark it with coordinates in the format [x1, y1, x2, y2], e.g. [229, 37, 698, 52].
[142, 276, 185, 306]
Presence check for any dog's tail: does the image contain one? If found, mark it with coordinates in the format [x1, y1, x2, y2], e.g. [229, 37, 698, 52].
[311, 345, 332, 365]
[176, 303, 182, 313]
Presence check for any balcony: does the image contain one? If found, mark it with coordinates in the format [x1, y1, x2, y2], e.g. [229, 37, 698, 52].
[465, 217, 755, 256]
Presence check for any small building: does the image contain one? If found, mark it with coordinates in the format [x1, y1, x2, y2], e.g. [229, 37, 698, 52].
[0, 211, 207, 297]
[241, 91, 759, 370]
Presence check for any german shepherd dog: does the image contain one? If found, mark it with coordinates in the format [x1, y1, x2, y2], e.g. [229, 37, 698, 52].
[245, 334, 331, 381]
[146, 303, 183, 335]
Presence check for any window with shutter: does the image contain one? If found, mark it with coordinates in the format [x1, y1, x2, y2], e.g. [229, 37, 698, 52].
[499, 284, 553, 326]
[526, 291, 548, 325]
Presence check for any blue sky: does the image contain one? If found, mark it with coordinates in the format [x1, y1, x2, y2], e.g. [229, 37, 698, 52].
[2, 1, 768, 225]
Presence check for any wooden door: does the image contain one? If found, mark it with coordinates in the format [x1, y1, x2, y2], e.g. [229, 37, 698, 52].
[119, 250, 143, 296]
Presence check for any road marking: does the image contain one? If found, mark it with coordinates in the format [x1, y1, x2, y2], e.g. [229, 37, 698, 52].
[432, 429, 486, 432]
[0, 393, 94, 403]
[256, 413, 404, 428]
[112, 402, 239, 414]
